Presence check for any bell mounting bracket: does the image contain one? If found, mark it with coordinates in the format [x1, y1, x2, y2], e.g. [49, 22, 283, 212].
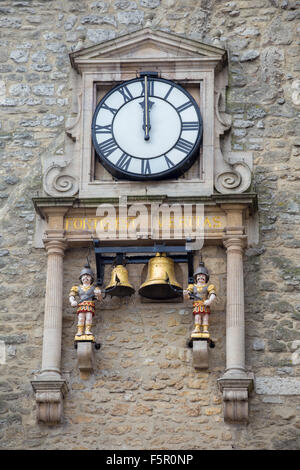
[93, 240, 195, 287]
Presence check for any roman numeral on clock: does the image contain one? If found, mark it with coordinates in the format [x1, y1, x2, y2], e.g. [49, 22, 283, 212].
[163, 86, 174, 101]
[174, 137, 194, 153]
[141, 159, 151, 175]
[116, 153, 132, 171]
[118, 85, 133, 103]
[176, 101, 193, 113]
[98, 137, 118, 157]
[94, 124, 112, 134]
[101, 102, 118, 115]
[182, 121, 199, 131]
[140, 79, 154, 97]
[164, 155, 175, 169]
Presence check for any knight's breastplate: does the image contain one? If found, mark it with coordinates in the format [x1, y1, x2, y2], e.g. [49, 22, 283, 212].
[193, 284, 208, 300]
[78, 285, 94, 302]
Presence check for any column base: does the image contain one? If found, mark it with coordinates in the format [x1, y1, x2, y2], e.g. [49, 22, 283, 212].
[31, 377, 68, 425]
[218, 371, 254, 424]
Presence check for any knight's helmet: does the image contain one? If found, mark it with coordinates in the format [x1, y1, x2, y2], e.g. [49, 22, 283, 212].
[193, 261, 209, 282]
[79, 263, 95, 284]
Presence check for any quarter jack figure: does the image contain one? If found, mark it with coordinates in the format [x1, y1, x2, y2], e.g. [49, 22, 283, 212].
[69, 265, 102, 341]
[184, 262, 216, 339]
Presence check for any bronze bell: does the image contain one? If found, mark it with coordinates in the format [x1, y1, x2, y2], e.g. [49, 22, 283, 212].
[139, 253, 182, 300]
[105, 265, 135, 297]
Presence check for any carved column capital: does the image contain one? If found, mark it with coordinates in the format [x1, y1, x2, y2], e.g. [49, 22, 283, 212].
[43, 234, 67, 256]
[223, 235, 246, 254]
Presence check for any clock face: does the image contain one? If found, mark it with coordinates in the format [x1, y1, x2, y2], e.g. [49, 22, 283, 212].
[92, 76, 202, 181]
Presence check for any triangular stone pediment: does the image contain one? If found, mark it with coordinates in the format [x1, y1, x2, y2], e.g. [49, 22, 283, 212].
[70, 27, 226, 71]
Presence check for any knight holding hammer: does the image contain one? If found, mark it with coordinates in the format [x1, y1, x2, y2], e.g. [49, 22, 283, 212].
[183, 262, 216, 338]
[69, 264, 103, 340]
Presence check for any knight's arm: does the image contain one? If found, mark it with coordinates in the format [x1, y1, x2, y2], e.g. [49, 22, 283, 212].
[183, 284, 194, 299]
[69, 286, 78, 305]
[206, 284, 216, 304]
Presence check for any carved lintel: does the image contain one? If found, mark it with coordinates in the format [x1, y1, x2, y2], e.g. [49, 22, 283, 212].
[218, 374, 254, 423]
[192, 340, 209, 369]
[31, 379, 68, 425]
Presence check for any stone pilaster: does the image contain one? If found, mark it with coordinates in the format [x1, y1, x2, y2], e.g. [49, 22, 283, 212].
[218, 221, 254, 423]
[223, 236, 247, 375]
[40, 236, 66, 378]
[31, 231, 68, 425]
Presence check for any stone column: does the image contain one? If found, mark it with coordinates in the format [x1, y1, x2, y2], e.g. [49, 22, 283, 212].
[31, 230, 68, 424]
[223, 236, 246, 375]
[40, 238, 66, 378]
[218, 205, 254, 423]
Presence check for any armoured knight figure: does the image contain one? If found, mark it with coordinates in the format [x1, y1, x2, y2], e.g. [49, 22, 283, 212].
[183, 262, 216, 338]
[69, 265, 102, 339]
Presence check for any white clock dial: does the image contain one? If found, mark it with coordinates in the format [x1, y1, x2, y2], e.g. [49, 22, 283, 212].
[92, 76, 202, 181]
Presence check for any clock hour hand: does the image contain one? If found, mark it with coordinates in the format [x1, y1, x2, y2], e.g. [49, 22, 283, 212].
[139, 76, 154, 141]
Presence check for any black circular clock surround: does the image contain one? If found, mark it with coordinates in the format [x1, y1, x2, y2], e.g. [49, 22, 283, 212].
[92, 76, 203, 181]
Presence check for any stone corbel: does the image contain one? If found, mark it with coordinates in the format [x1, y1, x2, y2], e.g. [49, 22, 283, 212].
[214, 88, 253, 194]
[218, 375, 254, 423]
[76, 342, 96, 380]
[192, 340, 209, 369]
[31, 379, 68, 425]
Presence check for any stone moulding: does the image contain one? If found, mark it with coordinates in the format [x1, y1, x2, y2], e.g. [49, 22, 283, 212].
[31, 379, 68, 425]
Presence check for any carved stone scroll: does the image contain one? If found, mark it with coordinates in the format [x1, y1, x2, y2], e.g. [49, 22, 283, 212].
[214, 159, 252, 194]
[43, 161, 79, 197]
[214, 86, 253, 194]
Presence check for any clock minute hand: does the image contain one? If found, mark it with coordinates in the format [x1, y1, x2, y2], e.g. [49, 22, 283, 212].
[139, 76, 154, 141]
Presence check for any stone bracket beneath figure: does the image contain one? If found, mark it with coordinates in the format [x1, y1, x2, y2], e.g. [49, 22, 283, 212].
[75, 340, 99, 380]
[217, 374, 254, 423]
[192, 339, 208, 369]
[31, 378, 68, 425]
[188, 337, 215, 370]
